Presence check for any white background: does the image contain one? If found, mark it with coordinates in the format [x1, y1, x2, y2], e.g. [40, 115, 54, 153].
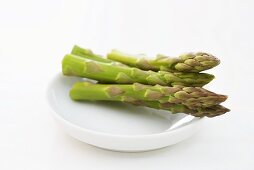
[0, 0, 253, 169]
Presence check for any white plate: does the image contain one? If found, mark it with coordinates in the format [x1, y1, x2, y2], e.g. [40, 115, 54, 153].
[47, 73, 204, 152]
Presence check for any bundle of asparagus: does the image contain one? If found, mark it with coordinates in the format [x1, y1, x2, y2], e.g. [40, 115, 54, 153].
[62, 45, 230, 118]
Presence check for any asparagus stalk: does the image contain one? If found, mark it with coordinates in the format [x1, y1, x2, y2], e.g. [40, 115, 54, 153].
[70, 82, 227, 109]
[62, 54, 214, 86]
[107, 50, 220, 72]
[70, 82, 229, 117]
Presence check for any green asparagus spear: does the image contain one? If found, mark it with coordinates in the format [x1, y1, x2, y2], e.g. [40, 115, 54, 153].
[62, 54, 214, 86]
[69, 82, 229, 117]
[69, 82, 227, 109]
[107, 49, 220, 72]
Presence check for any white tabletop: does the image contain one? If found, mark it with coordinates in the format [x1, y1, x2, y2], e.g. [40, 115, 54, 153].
[0, 0, 253, 169]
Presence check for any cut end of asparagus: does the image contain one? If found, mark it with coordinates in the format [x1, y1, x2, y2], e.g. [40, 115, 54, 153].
[72, 45, 112, 63]
[71, 45, 93, 56]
